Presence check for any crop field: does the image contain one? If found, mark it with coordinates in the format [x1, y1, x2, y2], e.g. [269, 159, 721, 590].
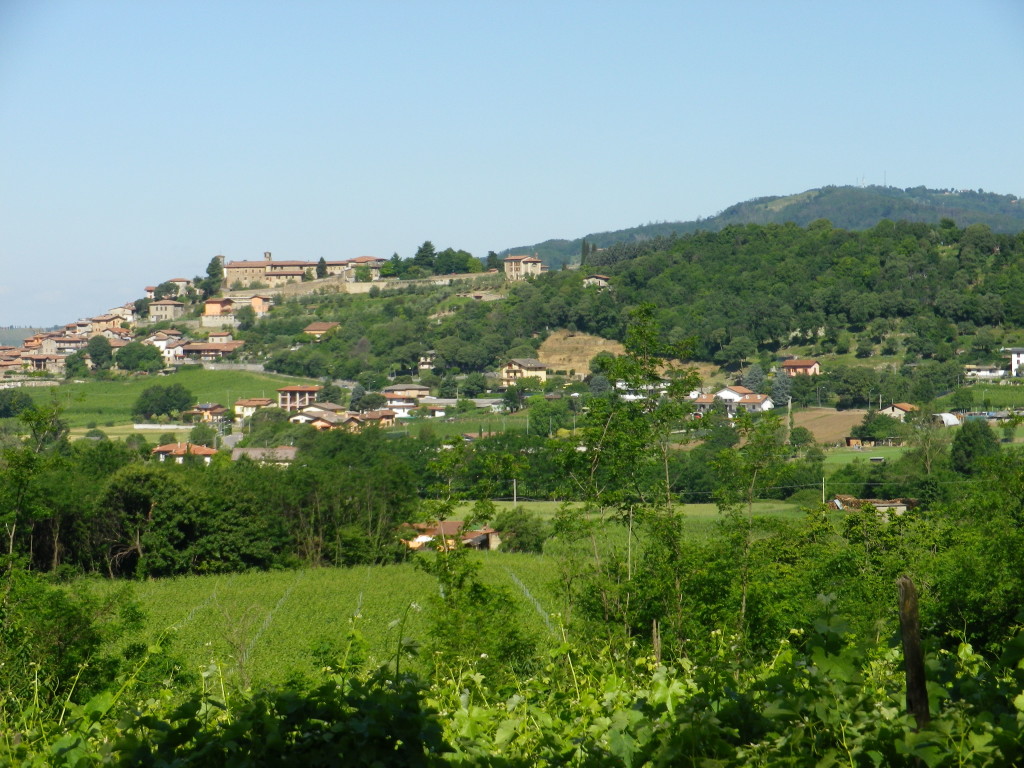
[26, 368, 313, 427]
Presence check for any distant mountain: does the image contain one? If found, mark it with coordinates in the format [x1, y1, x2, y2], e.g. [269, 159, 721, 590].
[501, 185, 1024, 269]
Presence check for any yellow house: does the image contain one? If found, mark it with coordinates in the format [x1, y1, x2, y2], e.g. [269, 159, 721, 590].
[499, 358, 547, 388]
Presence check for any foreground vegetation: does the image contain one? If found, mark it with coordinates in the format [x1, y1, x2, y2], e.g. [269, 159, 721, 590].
[3, 307, 1024, 765]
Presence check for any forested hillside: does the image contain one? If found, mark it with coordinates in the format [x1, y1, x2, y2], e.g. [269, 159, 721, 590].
[255, 218, 1024, 390]
[505, 185, 1024, 268]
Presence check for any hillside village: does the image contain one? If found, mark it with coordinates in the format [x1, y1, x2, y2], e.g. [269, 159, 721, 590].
[3, 237, 1023, 448]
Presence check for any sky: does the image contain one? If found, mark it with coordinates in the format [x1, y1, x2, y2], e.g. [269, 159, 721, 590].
[1, 1, 1023, 328]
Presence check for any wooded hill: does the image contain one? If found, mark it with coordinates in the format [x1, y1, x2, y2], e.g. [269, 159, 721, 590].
[253, 218, 1024, 388]
[503, 185, 1024, 269]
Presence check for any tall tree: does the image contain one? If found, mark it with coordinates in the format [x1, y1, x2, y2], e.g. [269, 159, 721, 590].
[412, 241, 436, 272]
[950, 419, 999, 475]
[86, 335, 113, 371]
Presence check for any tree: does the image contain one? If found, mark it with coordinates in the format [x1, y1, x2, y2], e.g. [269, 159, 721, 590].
[348, 383, 365, 411]
[0, 389, 33, 418]
[770, 373, 792, 406]
[950, 419, 999, 475]
[503, 385, 526, 413]
[189, 423, 217, 448]
[412, 241, 436, 272]
[493, 506, 548, 553]
[235, 304, 256, 331]
[742, 364, 765, 392]
[19, 401, 69, 453]
[461, 372, 487, 397]
[949, 387, 974, 413]
[115, 342, 164, 373]
[86, 335, 113, 371]
[133, 384, 193, 420]
[199, 256, 223, 297]
[316, 257, 327, 279]
[358, 393, 386, 412]
[318, 382, 344, 404]
[152, 281, 180, 301]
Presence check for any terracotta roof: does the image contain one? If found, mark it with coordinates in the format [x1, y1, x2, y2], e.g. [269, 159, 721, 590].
[225, 260, 271, 268]
[303, 322, 340, 333]
[726, 385, 755, 395]
[889, 403, 918, 412]
[152, 442, 218, 457]
[780, 358, 818, 368]
[235, 397, 275, 407]
[277, 385, 322, 393]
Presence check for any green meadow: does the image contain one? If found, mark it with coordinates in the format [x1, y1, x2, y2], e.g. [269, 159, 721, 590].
[26, 367, 314, 428]
[84, 500, 808, 688]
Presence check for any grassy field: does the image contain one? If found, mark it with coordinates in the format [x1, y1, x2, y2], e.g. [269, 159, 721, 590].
[823, 443, 908, 467]
[27, 368, 315, 428]
[85, 554, 562, 687]
[84, 501, 805, 687]
[935, 382, 1024, 410]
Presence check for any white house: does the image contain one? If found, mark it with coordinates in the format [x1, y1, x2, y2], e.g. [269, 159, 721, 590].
[1002, 347, 1024, 377]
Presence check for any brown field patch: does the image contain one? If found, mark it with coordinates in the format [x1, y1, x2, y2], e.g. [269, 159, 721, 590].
[792, 407, 865, 445]
[538, 330, 625, 376]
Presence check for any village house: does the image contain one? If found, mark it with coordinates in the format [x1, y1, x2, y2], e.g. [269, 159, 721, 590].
[879, 402, 918, 422]
[230, 446, 298, 465]
[224, 253, 277, 288]
[779, 358, 820, 377]
[503, 254, 545, 281]
[382, 383, 431, 400]
[265, 269, 307, 287]
[277, 385, 322, 412]
[180, 340, 245, 362]
[963, 364, 1005, 380]
[148, 300, 186, 323]
[167, 278, 191, 296]
[401, 521, 502, 551]
[830, 494, 918, 520]
[183, 403, 228, 423]
[89, 314, 125, 333]
[499, 358, 548, 388]
[303, 322, 340, 339]
[347, 255, 386, 280]
[289, 408, 346, 430]
[583, 274, 611, 288]
[201, 295, 272, 327]
[143, 332, 186, 365]
[151, 442, 218, 465]
[690, 386, 775, 417]
[234, 397, 275, 423]
[418, 351, 436, 372]
[1003, 347, 1024, 377]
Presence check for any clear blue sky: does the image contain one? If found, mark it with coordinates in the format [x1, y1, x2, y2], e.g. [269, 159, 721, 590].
[2, 1, 1022, 327]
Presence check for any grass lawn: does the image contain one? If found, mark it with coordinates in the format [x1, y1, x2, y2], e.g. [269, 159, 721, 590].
[27, 367, 317, 428]
[823, 443, 907, 467]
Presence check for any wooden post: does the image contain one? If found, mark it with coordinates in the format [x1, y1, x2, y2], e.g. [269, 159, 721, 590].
[897, 575, 930, 729]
